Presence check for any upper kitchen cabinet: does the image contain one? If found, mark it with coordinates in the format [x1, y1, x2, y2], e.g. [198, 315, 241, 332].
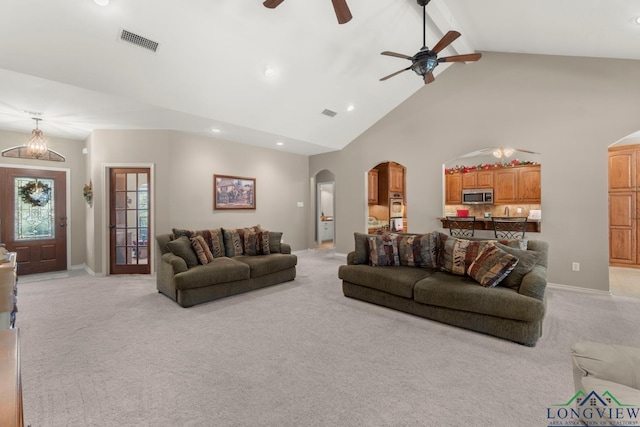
[494, 165, 541, 204]
[445, 173, 462, 204]
[367, 169, 379, 205]
[389, 162, 404, 193]
[518, 165, 541, 203]
[462, 170, 493, 189]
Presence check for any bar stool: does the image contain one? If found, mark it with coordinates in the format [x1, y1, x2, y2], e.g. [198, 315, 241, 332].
[446, 216, 476, 237]
[492, 216, 527, 239]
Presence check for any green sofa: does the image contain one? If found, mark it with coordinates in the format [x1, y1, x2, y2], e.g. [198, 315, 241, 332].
[156, 228, 297, 307]
[338, 232, 548, 346]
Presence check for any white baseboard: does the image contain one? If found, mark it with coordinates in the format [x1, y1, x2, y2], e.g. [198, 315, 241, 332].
[547, 282, 611, 296]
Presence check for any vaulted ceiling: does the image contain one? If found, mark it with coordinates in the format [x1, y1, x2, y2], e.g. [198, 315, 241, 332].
[1, 0, 639, 155]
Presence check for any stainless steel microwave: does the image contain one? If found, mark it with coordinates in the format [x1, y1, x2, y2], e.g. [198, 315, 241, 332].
[462, 189, 493, 205]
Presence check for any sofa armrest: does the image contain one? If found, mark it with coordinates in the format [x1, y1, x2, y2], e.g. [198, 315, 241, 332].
[518, 264, 547, 300]
[572, 341, 640, 391]
[161, 252, 188, 274]
[280, 243, 292, 254]
[346, 251, 356, 265]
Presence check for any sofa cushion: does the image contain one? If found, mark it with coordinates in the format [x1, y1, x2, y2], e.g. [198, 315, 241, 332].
[173, 257, 251, 290]
[368, 234, 400, 266]
[353, 232, 370, 265]
[438, 234, 493, 276]
[244, 230, 270, 256]
[268, 231, 283, 253]
[467, 244, 519, 288]
[166, 236, 199, 269]
[190, 235, 214, 265]
[233, 254, 297, 278]
[172, 228, 197, 239]
[392, 233, 437, 268]
[413, 272, 545, 321]
[222, 228, 245, 257]
[493, 243, 542, 291]
[198, 229, 225, 258]
[339, 265, 435, 298]
[572, 341, 640, 390]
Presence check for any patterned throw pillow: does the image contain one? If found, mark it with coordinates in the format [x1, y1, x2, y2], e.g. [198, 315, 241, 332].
[368, 234, 400, 267]
[393, 233, 438, 269]
[467, 244, 519, 288]
[244, 230, 271, 256]
[437, 233, 494, 276]
[222, 228, 245, 257]
[197, 228, 225, 258]
[190, 235, 214, 265]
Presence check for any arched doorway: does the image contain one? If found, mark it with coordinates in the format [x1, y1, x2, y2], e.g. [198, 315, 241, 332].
[366, 161, 407, 234]
[315, 170, 335, 248]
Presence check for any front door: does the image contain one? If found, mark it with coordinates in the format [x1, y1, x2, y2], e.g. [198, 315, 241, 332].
[0, 167, 67, 275]
[109, 168, 151, 274]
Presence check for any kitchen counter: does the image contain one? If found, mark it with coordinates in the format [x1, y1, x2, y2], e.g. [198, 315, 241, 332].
[439, 217, 541, 233]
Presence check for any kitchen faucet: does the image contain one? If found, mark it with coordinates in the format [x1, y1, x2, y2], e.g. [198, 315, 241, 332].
[504, 206, 510, 217]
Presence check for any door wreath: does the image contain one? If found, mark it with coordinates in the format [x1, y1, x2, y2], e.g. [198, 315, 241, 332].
[18, 181, 51, 207]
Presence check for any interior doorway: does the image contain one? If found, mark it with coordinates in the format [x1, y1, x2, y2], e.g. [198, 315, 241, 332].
[109, 167, 151, 274]
[315, 170, 335, 248]
[0, 166, 68, 275]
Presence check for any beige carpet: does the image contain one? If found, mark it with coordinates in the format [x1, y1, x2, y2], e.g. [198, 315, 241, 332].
[16, 249, 640, 426]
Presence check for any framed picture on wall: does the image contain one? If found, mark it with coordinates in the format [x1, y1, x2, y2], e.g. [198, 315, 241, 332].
[214, 175, 256, 210]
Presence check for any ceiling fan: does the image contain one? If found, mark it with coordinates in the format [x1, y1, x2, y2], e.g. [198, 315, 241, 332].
[380, 0, 481, 84]
[263, 0, 352, 25]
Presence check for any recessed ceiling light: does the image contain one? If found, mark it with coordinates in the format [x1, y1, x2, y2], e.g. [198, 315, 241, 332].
[276, 141, 284, 146]
[94, 0, 109, 6]
[211, 128, 221, 133]
[264, 66, 275, 78]
[347, 105, 355, 112]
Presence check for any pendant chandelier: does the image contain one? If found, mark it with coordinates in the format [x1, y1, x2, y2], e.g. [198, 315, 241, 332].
[26, 118, 48, 159]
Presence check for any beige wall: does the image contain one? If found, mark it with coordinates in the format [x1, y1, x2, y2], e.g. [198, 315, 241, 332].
[88, 129, 310, 274]
[310, 52, 640, 292]
[0, 129, 86, 267]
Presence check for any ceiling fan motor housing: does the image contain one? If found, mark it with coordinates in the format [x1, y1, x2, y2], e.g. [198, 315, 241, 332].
[411, 49, 438, 76]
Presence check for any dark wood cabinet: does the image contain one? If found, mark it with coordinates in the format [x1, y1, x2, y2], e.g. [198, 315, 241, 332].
[389, 163, 404, 193]
[493, 165, 541, 204]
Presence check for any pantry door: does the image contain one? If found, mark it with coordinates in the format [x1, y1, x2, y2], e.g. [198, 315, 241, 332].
[0, 167, 68, 275]
[109, 168, 151, 274]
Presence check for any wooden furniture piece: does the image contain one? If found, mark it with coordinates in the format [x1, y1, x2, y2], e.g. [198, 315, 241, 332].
[0, 253, 18, 330]
[446, 216, 476, 237]
[0, 329, 23, 427]
[445, 164, 541, 205]
[492, 216, 528, 239]
[367, 169, 378, 205]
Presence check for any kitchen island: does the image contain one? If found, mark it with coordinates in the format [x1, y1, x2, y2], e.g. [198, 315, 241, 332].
[438, 217, 541, 233]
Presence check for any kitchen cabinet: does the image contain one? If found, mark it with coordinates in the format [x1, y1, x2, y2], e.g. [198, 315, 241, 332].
[445, 173, 462, 204]
[461, 170, 493, 190]
[389, 163, 404, 193]
[461, 172, 477, 189]
[609, 145, 640, 266]
[320, 221, 334, 242]
[367, 169, 379, 205]
[493, 165, 541, 204]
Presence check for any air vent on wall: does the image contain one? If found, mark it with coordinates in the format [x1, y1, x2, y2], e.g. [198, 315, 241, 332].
[119, 29, 159, 52]
[322, 109, 337, 118]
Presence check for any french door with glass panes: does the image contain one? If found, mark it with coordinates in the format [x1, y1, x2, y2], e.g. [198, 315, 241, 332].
[109, 168, 150, 274]
[0, 167, 67, 275]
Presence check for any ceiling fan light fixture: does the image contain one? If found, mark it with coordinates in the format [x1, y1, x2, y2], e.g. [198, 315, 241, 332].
[26, 118, 48, 159]
[493, 147, 514, 159]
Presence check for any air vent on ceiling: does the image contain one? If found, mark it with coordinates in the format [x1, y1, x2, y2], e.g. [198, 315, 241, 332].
[322, 109, 337, 118]
[119, 29, 159, 52]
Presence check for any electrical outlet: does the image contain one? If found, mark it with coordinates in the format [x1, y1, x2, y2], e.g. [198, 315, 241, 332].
[516, 207, 522, 214]
[572, 262, 580, 272]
